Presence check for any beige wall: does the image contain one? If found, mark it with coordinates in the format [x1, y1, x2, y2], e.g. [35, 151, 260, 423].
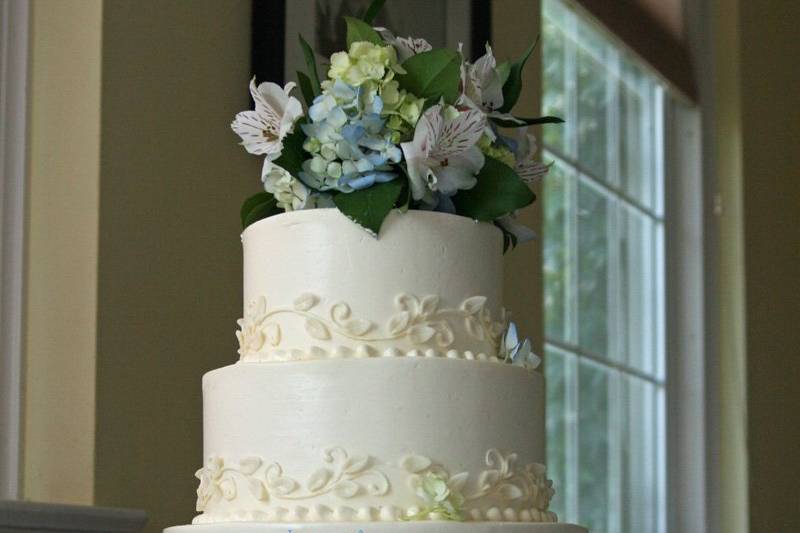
[706, 0, 749, 530]
[23, 0, 103, 505]
[22, 0, 255, 529]
[493, 0, 544, 352]
[92, 1, 256, 531]
[738, 1, 800, 531]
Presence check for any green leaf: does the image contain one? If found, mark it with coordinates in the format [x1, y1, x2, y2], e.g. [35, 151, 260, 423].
[361, 0, 386, 24]
[298, 34, 321, 96]
[241, 192, 282, 229]
[333, 179, 404, 235]
[490, 115, 564, 128]
[272, 128, 306, 177]
[496, 61, 511, 86]
[344, 16, 383, 47]
[397, 49, 461, 104]
[296, 71, 315, 107]
[452, 156, 536, 221]
[498, 38, 538, 113]
[496, 221, 519, 254]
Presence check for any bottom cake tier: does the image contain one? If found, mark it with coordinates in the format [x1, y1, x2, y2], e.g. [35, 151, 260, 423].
[194, 358, 556, 525]
[166, 522, 587, 533]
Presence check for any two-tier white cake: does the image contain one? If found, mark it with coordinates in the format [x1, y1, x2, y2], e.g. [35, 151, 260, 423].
[165, 209, 586, 533]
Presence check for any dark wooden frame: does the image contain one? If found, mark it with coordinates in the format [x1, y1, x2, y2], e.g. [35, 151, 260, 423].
[251, 0, 492, 86]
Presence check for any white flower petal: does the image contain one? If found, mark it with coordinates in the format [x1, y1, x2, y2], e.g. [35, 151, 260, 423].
[430, 108, 486, 161]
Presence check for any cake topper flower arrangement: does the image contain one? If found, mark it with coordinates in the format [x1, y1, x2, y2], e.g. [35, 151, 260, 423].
[233, 0, 562, 250]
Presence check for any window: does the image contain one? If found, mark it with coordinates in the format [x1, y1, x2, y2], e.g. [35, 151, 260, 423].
[541, 1, 667, 532]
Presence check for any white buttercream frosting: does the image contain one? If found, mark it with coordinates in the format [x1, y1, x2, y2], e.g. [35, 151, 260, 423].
[195, 359, 549, 524]
[239, 210, 505, 360]
[165, 210, 587, 531]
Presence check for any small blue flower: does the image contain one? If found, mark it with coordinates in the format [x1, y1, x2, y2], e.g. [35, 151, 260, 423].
[300, 81, 403, 193]
[502, 321, 541, 368]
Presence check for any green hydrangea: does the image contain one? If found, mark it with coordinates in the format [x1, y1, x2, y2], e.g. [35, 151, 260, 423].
[478, 134, 517, 168]
[328, 41, 399, 88]
[325, 42, 423, 137]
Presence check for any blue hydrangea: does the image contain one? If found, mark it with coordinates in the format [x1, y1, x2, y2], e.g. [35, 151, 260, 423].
[299, 80, 402, 193]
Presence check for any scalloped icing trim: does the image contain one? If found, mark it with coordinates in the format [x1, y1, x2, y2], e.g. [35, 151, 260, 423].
[192, 506, 558, 524]
[240, 346, 506, 363]
[193, 448, 558, 525]
[236, 293, 508, 361]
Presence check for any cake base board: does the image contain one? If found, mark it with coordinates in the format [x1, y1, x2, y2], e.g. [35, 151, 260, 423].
[166, 522, 587, 533]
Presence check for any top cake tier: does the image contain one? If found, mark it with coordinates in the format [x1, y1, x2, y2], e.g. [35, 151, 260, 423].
[238, 209, 506, 362]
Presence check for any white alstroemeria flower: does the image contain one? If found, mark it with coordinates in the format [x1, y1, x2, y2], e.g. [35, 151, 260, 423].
[514, 130, 551, 185]
[457, 43, 520, 142]
[231, 77, 304, 159]
[401, 104, 486, 202]
[262, 163, 308, 211]
[497, 215, 536, 246]
[375, 27, 432, 61]
[457, 44, 504, 112]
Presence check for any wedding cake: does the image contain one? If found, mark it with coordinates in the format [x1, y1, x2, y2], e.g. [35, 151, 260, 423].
[166, 2, 585, 531]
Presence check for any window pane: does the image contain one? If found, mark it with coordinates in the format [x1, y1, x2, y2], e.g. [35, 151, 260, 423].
[619, 81, 647, 204]
[619, 206, 659, 375]
[577, 178, 609, 354]
[578, 359, 615, 533]
[543, 155, 574, 344]
[542, 13, 568, 153]
[577, 49, 608, 175]
[621, 376, 666, 533]
[545, 345, 574, 521]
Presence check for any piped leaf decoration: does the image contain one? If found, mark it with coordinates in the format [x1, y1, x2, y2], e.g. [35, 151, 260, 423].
[305, 317, 331, 340]
[478, 469, 501, 491]
[419, 295, 440, 317]
[269, 476, 298, 495]
[452, 156, 536, 221]
[307, 468, 333, 492]
[408, 324, 436, 344]
[248, 477, 269, 501]
[219, 477, 237, 500]
[465, 316, 484, 340]
[448, 472, 470, 492]
[334, 480, 360, 498]
[331, 302, 352, 321]
[461, 295, 488, 314]
[344, 16, 383, 47]
[344, 319, 373, 336]
[239, 456, 263, 475]
[240, 192, 282, 230]
[434, 323, 455, 347]
[388, 311, 411, 334]
[498, 483, 525, 500]
[498, 38, 537, 114]
[397, 48, 462, 104]
[263, 322, 281, 346]
[395, 293, 417, 312]
[333, 178, 404, 236]
[294, 293, 319, 312]
[400, 455, 432, 473]
[298, 34, 321, 96]
[344, 455, 370, 475]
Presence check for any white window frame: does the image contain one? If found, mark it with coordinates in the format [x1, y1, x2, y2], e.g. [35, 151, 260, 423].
[540, 1, 709, 531]
[0, 0, 28, 500]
